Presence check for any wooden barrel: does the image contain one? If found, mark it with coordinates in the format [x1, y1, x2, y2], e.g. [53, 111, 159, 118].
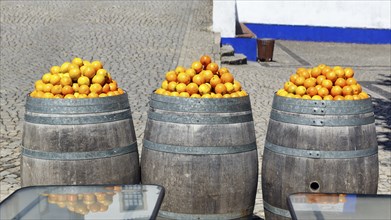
[262, 94, 379, 220]
[141, 93, 259, 219]
[22, 93, 140, 186]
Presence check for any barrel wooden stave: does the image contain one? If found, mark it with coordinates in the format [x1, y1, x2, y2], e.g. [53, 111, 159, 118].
[262, 95, 378, 220]
[22, 94, 140, 186]
[141, 148, 258, 215]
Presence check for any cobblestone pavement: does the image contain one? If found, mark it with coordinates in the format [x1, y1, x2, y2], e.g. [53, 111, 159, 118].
[1, 1, 390, 219]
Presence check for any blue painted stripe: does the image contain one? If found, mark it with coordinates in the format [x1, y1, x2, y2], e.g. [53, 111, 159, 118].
[221, 37, 257, 61]
[245, 23, 391, 44]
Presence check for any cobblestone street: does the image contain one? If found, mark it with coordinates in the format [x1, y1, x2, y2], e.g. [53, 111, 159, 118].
[1, 1, 390, 219]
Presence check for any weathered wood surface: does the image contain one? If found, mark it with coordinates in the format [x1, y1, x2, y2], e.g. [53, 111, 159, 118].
[141, 94, 259, 219]
[21, 94, 140, 186]
[262, 95, 379, 220]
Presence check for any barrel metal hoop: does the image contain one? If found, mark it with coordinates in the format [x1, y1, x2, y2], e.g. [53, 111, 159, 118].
[26, 101, 130, 114]
[151, 93, 251, 105]
[24, 109, 132, 125]
[263, 201, 291, 218]
[147, 111, 253, 124]
[21, 142, 137, 160]
[272, 94, 374, 115]
[143, 139, 257, 155]
[150, 100, 252, 113]
[158, 210, 251, 220]
[26, 93, 130, 113]
[270, 110, 375, 126]
[265, 141, 378, 159]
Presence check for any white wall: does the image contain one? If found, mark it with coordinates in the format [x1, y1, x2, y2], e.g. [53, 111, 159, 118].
[213, 0, 236, 37]
[214, 0, 391, 37]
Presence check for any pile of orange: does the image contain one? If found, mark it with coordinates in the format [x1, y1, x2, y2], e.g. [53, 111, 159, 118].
[277, 64, 369, 100]
[30, 57, 124, 99]
[44, 190, 117, 215]
[155, 55, 247, 98]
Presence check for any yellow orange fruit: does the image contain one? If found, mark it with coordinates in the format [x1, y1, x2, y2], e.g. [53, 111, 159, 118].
[69, 68, 81, 81]
[206, 63, 219, 74]
[78, 85, 90, 95]
[342, 86, 353, 96]
[296, 86, 307, 96]
[72, 57, 83, 67]
[192, 74, 206, 86]
[321, 79, 333, 90]
[330, 86, 342, 97]
[344, 67, 354, 78]
[333, 95, 345, 100]
[186, 83, 199, 95]
[177, 72, 191, 84]
[90, 83, 103, 94]
[334, 78, 346, 87]
[78, 76, 90, 86]
[185, 68, 196, 78]
[311, 67, 322, 78]
[191, 61, 203, 73]
[318, 87, 329, 97]
[200, 55, 212, 67]
[312, 95, 322, 100]
[175, 83, 187, 93]
[233, 80, 241, 92]
[346, 78, 357, 86]
[175, 66, 186, 74]
[50, 66, 61, 74]
[202, 70, 214, 82]
[199, 84, 211, 95]
[60, 76, 73, 86]
[166, 71, 177, 82]
[214, 83, 227, 94]
[210, 75, 221, 88]
[220, 72, 234, 83]
[190, 93, 201, 98]
[306, 87, 318, 96]
[294, 76, 305, 86]
[303, 77, 316, 88]
[91, 61, 103, 71]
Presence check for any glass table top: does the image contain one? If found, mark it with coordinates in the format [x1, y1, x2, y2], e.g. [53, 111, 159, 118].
[288, 193, 391, 220]
[0, 184, 164, 220]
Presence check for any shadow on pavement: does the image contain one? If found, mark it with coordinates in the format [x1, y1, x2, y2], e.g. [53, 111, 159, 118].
[372, 73, 391, 151]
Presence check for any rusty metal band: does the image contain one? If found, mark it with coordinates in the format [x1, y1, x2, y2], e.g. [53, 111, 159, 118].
[158, 210, 252, 220]
[143, 139, 257, 155]
[26, 93, 130, 113]
[147, 111, 253, 124]
[263, 201, 291, 218]
[272, 94, 374, 115]
[270, 110, 374, 127]
[265, 141, 378, 159]
[21, 142, 137, 160]
[24, 109, 132, 125]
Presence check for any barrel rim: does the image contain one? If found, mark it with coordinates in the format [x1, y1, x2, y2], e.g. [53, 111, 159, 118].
[273, 93, 373, 107]
[151, 93, 251, 104]
[26, 92, 129, 106]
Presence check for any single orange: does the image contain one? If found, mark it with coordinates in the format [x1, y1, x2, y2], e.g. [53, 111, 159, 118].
[175, 83, 187, 93]
[165, 71, 177, 82]
[167, 81, 178, 92]
[290, 74, 299, 83]
[342, 86, 353, 96]
[321, 79, 333, 90]
[312, 95, 323, 100]
[321, 66, 332, 76]
[186, 83, 199, 95]
[333, 95, 345, 100]
[344, 95, 354, 100]
[220, 72, 234, 83]
[326, 71, 337, 82]
[50, 66, 61, 74]
[294, 76, 305, 86]
[191, 61, 203, 73]
[206, 63, 219, 74]
[90, 61, 103, 71]
[311, 67, 322, 78]
[200, 55, 212, 67]
[78, 85, 90, 95]
[334, 78, 346, 87]
[344, 67, 355, 78]
[218, 67, 230, 76]
[62, 85, 74, 95]
[214, 83, 227, 94]
[346, 78, 357, 86]
[192, 74, 206, 85]
[334, 68, 345, 78]
[202, 70, 214, 82]
[330, 86, 342, 97]
[175, 66, 186, 74]
[303, 77, 316, 88]
[323, 95, 334, 100]
[318, 87, 329, 97]
[177, 72, 191, 84]
[185, 69, 196, 78]
[358, 92, 369, 99]
[306, 87, 318, 96]
[316, 75, 326, 85]
[210, 75, 221, 88]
